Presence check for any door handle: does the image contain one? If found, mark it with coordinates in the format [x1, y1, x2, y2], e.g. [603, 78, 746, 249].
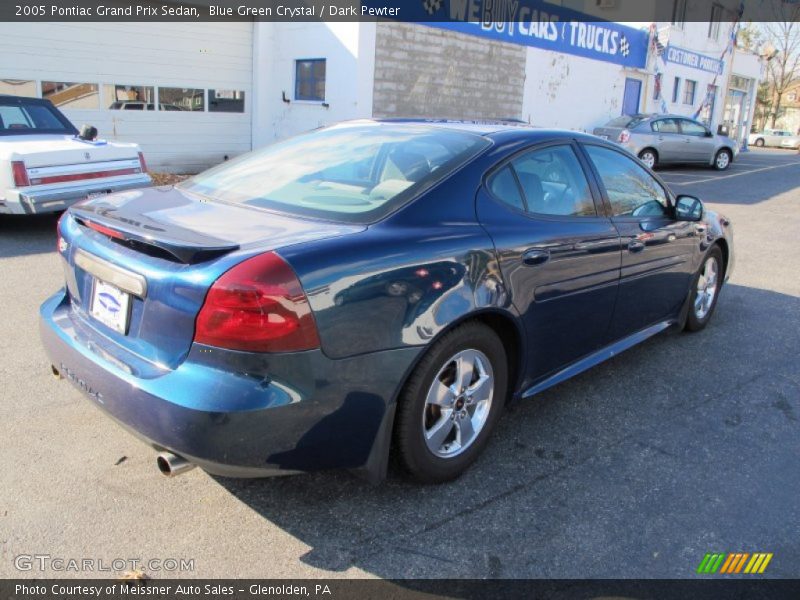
[628, 241, 646, 253]
[522, 248, 550, 266]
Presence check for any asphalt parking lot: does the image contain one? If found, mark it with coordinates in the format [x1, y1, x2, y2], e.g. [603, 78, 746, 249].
[1, 148, 798, 580]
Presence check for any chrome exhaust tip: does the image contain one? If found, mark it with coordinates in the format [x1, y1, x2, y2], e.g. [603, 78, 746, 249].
[156, 452, 196, 477]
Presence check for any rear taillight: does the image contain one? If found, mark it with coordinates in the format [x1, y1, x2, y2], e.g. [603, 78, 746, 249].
[618, 130, 631, 143]
[11, 161, 30, 187]
[138, 151, 148, 173]
[194, 252, 320, 353]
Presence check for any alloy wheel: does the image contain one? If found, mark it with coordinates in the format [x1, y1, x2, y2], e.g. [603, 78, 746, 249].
[716, 151, 730, 170]
[422, 349, 494, 458]
[640, 151, 656, 169]
[695, 256, 719, 320]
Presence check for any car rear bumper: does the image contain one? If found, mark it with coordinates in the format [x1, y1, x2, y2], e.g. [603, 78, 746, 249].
[2, 175, 151, 214]
[40, 289, 419, 479]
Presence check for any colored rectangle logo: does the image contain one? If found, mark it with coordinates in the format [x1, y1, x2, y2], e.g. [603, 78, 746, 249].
[698, 552, 773, 575]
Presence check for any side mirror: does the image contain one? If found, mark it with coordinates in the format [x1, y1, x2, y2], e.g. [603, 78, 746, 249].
[705, 130, 714, 137]
[675, 195, 703, 221]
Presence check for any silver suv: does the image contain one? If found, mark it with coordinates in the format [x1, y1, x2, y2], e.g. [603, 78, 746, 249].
[593, 114, 739, 171]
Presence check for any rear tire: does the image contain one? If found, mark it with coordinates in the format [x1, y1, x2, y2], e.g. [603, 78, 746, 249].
[713, 149, 732, 171]
[638, 149, 658, 169]
[754, 138, 765, 147]
[394, 322, 508, 483]
[685, 246, 723, 332]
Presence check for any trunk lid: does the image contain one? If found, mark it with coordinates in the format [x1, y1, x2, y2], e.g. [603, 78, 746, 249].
[592, 126, 625, 141]
[1, 134, 143, 187]
[61, 186, 364, 370]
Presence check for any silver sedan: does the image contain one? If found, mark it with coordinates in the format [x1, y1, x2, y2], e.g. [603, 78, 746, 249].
[594, 114, 739, 170]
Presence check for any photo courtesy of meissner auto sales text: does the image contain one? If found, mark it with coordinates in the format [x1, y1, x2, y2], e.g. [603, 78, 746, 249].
[0, 0, 798, 597]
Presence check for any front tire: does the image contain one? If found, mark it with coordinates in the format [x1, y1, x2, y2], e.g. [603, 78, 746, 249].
[638, 149, 658, 169]
[685, 246, 723, 332]
[713, 149, 732, 170]
[394, 322, 508, 483]
[754, 138, 765, 147]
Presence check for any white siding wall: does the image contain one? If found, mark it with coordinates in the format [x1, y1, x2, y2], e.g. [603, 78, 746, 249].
[0, 22, 253, 172]
[251, 22, 375, 148]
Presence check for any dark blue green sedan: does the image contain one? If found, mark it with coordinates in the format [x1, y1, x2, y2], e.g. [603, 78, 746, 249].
[40, 120, 734, 483]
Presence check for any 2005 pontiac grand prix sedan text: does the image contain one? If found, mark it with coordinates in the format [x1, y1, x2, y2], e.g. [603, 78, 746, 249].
[40, 120, 734, 483]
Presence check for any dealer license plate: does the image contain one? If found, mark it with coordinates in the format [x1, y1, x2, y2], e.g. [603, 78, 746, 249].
[90, 279, 131, 334]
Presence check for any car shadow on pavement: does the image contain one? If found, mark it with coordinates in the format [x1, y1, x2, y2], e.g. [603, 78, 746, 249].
[0, 213, 60, 258]
[213, 283, 800, 579]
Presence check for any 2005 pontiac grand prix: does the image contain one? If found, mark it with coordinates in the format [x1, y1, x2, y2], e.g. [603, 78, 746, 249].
[40, 120, 733, 484]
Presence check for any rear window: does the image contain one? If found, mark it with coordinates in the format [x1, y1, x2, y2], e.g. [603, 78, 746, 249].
[0, 101, 76, 135]
[179, 123, 490, 224]
[605, 115, 646, 129]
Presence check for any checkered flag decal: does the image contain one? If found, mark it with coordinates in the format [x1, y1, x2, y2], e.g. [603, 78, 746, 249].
[620, 35, 630, 57]
[422, 0, 443, 15]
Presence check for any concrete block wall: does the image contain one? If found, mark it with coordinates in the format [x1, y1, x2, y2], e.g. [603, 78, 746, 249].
[372, 23, 526, 121]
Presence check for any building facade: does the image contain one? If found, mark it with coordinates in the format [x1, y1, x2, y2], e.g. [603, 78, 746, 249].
[0, 15, 763, 173]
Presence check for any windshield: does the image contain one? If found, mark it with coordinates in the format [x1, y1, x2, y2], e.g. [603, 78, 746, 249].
[0, 100, 77, 136]
[179, 123, 491, 224]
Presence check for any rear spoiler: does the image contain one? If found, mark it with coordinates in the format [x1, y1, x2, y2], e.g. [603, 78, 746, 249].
[70, 206, 239, 264]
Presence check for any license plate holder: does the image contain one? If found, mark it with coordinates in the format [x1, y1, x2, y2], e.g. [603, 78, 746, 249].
[90, 279, 131, 334]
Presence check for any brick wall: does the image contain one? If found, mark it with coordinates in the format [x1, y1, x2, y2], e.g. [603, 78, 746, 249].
[373, 23, 526, 120]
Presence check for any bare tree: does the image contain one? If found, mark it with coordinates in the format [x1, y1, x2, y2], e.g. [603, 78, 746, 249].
[761, 3, 800, 127]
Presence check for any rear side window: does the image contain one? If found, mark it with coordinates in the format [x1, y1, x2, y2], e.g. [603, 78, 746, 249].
[489, 145, 597, 217]
[584, 145, 669, 218]
[488, 166, 524, 211]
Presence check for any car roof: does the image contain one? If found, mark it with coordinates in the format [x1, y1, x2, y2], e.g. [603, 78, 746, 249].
[348, 118, 533, 135]
[334, 118, 605, 145]
[0, 94, 54, 106]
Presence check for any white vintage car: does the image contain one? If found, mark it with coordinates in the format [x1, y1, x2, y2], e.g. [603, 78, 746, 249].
[0, 95, 151, 214]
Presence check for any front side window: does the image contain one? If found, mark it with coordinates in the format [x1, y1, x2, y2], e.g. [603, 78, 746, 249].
[680, 120, 708, 136]
[490, 145, 596, 217]
[584, 145, 669, 218]
[295, 59, 326, 101]
[179, 123, 490, 224]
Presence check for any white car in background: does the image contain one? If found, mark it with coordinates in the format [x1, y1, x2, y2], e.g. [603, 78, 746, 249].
[0, 95, 150, 215]
[748, 129, 800, 149]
